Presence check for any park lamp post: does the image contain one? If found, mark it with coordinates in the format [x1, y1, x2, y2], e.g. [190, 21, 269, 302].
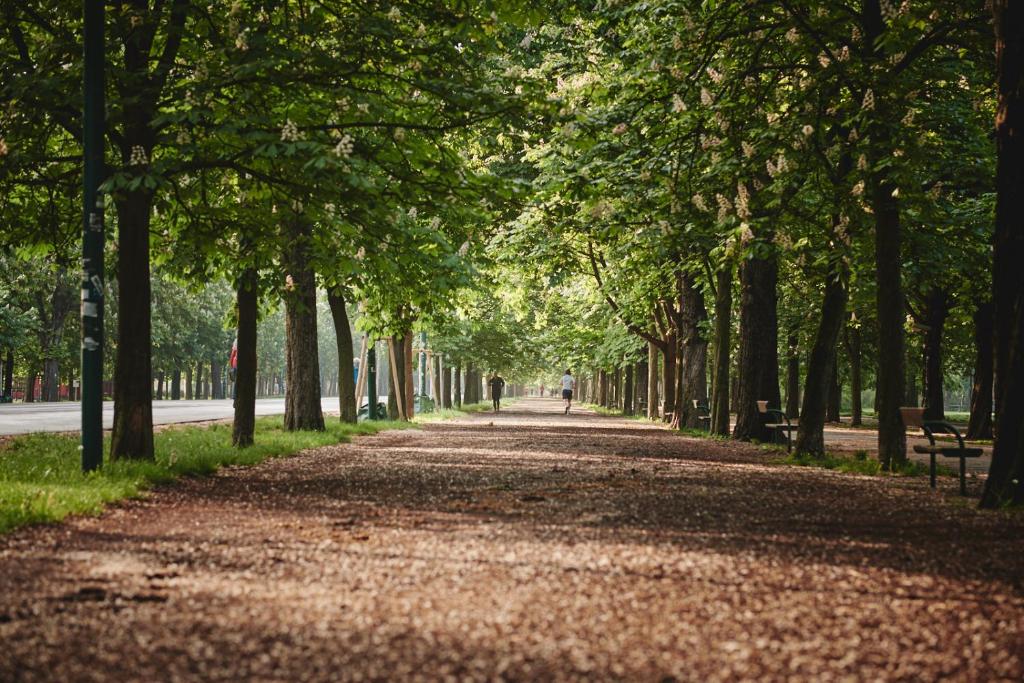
[81, 0, 105, 472]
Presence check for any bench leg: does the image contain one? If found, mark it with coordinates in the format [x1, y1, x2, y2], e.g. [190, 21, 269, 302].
[960, 457, 967, 496]
[930, 454, 936, 489]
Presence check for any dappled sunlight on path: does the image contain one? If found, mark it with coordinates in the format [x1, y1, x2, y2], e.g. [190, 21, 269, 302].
[0, 397, 1021, 680]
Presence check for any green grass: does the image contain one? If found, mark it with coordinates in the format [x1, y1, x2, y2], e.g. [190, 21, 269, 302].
[583, 404, 649, 420]
[0, 417, 413, 535]
[413, 399, 519, 422]
[779, 450, 942, 477]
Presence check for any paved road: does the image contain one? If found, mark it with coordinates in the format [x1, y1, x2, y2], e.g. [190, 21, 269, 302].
[0, 398, 345, 435]
[1, 398, 1020, 680]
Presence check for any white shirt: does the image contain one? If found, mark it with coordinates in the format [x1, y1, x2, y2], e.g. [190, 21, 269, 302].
[561, 374, 575, 391]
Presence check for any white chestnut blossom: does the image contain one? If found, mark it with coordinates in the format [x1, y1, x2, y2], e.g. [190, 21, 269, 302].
[281, 119, 302, 142]
[739, 222, 755, 244]
[672, 94, 686, 113]
[333, 134, 354, 157]
[862, 89, 875, 111]
[701, 88, 713, 106]
[742, 141, 755, 158]
[735, 182, 751, 219]
[129, 145, 148, 166]
[612, 122, 628, 135]
[851, 180, 865, 196]
[691, 193, 708, 211]
[802, 124, 814, 136]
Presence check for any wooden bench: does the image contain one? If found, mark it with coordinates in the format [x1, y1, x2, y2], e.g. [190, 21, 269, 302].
[900, 407, 983, 496]
[757, 400, 798, 452]
[692, 400, 711, 431]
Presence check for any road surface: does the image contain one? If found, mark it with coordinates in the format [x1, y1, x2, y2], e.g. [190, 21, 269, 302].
[0, 398, 344, 435]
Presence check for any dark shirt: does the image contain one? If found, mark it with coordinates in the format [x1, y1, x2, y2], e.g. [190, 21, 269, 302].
[488, 377, 505, 395]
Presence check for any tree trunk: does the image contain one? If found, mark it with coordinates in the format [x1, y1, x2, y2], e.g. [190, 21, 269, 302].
[433, 355, 441, 408]
[233, 268, 258, 447]
[388, 335, 407, 420]
[967, 301, 994, 440]
[443, 366, 452, 409]
[827, 361, 841, 423]
[677, 272, 709, 429]
[111, 190, 155, 460]
[711, 267, 732, 436]
[3, 351, 12, 401]
[156, 373, 164, 401]
[283, 219, 325, 431]
[795, 257, 848, 456]
[598, 370, 608, 407]
[983, 0, 1024, 507]
[624, 364, 634, 415]
[636, 358, 648, 416]
[194, 362, 204, 401]
[733, 251, 781, 441]
[661, 332, 677, 422]
[864, 78, 907, 468]
[454, 365, 462, 407]
[327, 290, 358, 424]
[846, 322, 863, 426]
[404, 331, 415, 418]
[647, 342, 659, 419]
[210, 360, 222, 400]
[171, 368, 181, 400]
[922, 288, 951, 421]
[785, 330, 800, 418]
[612, 367, 621, 409]
[185, 366, 193, 400]
[25, 373, 37, 403]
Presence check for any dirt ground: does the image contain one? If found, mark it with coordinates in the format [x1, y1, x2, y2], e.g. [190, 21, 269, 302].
[1, 398, 1021, 681]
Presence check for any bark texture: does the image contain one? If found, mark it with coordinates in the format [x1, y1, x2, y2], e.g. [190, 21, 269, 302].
[795, 256, 848, 457]
[967, 301, 994, 440]
[845, 322, 863, 426]
[283, 220, 325, 432]
[232, 269, 258, 447]
[733, 251, 781, 441]
[983, 0, 1024, 508]
[864, 1, 907, 469]
[711, 267, 732, 436]
[111, 190, 155, 460]
[327, 291, 358, 424]
[785, 331, 800, 418]
[676, 273, 708, 430]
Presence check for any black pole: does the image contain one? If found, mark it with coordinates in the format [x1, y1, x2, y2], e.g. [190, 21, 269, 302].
[81, 0, 105, 472]
[366, 340, 377, 420]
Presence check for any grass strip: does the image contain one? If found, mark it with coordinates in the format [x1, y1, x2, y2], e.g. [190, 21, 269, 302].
[0, 416, 412, 535]
[413, 400, 521, 422]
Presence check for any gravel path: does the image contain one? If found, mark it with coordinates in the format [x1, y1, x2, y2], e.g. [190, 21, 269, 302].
[1, 398, 1021, 681]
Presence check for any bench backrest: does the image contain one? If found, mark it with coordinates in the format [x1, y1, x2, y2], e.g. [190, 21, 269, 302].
[756, 400, 768, 414]
[900, 407, 925, 428]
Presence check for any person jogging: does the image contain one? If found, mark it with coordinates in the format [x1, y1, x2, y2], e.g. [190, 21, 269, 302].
[488, 372, 506, 412]
[561, 369, 575, 414]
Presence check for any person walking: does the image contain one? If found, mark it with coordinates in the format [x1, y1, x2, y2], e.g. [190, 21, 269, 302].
[561, 369, 575, 414]
[488, 372, 506, 412]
